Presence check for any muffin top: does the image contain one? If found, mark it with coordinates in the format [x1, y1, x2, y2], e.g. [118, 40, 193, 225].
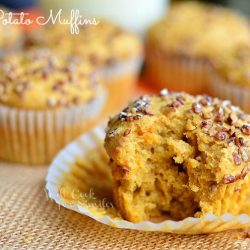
[105, 89, 250, 186]
[212, 47, 250, 87]
[0, 48, 103, 110]
[26, 20, 142, 66]
[147, 1, 250, 59]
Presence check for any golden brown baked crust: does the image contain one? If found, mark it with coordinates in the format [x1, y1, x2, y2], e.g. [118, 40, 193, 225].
[26, 20, 142, 66]
[105, 90, 250, 222]
[147, 1, 250, 59]
[211, 47, 250, 87]
[0, 48, 103, 109]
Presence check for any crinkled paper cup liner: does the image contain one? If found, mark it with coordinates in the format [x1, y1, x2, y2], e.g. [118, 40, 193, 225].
[101, 57, 143, 116]
[46, 126, 250, 234]
[209, 70, 250, 113]
[0, 92, 106, 165]
[145, 44, 209, 95]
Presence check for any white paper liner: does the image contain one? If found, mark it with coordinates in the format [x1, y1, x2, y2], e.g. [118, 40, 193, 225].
[145, 45, 209, 95]
[46, 126, 250, 234]
[101, 57, 143, 80]
[209, 69, 250, 113]
[100, 57, 143, 116]
[0, 91, 106, 165]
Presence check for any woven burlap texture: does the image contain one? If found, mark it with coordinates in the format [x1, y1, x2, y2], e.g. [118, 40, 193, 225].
[0, 163, 250, 250]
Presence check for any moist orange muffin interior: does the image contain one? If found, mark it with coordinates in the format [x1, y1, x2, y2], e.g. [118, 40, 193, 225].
[105, 90, 250, 222]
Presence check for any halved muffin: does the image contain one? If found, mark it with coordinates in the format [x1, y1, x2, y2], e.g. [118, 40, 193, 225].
[105, 90, 250, 222]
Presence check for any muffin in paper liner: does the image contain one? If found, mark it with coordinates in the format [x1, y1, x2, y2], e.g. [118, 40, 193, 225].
[209, 69, 250, 113]
[46, 126, 250, 234]
[145, 45, 209, 95]
[101, 57, 143, 116]
[0, 92, 106, 165]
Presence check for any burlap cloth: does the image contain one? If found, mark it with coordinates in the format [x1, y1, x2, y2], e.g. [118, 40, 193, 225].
[0, 162, 250, 250]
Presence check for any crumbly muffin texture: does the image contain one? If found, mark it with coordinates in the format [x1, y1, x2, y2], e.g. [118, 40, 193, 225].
[26, 20, 142, 66]
[0, 48, 103, 109]
[105, 90, 250, 222]
[147, 1, 250, 59]
[212, 47, 250, 87]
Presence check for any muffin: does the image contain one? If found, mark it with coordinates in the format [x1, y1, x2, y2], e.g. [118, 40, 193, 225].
[0, 8, 23, 57]
[209, 47, 250, 113]
[105, 89, 250, 222]
[145, 1, 250, 94]
[0, 48, 106, 165]
[25, 20, 143, 115]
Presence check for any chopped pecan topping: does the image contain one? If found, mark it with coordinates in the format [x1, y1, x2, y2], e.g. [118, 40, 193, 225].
[192, 102, 202, 114]
[168, 100, 182, 108]
[222, 165, 250, 184]
[232, 152, 242, 165]
[234, 136, 244, 147]
[200, 96, 212, 106]
[123, 129, 131, 137]
[222, 175, 235, 184]
[119, 112, 143, 121]
[176, 96, 185, 105]
[220, 127, 230, 132]
[201, 121, 209, 128]
[242, 125, 250, 135]
[227, 113, 237, 125]
[215, 131, 227, 141]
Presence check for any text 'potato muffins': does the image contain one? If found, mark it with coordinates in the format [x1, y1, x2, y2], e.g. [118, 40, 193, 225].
[0, 48, 106, 165]
[105, 90, 250, 222]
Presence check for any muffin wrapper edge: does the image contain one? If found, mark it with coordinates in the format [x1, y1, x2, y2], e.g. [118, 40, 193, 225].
[0, 92, 106, 165]
[45, 126, 250, 234]
[145, 44, 209, 95]
[209, 69, 250, 113]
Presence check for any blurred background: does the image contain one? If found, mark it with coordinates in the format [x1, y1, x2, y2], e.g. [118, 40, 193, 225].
[0, 0, 249, 34]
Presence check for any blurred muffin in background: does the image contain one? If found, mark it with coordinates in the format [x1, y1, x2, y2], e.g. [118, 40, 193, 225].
[0, 8, 23, 57]
[0, 48, 106, 165]
[145, 1, 250, 94]
[26, 20, 143, 115]
[209, 47, 250, 112]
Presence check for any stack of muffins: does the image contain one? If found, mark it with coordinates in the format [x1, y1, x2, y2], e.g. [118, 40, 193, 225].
[0, 13, 143, 165]
[145, 1, 250, 100]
